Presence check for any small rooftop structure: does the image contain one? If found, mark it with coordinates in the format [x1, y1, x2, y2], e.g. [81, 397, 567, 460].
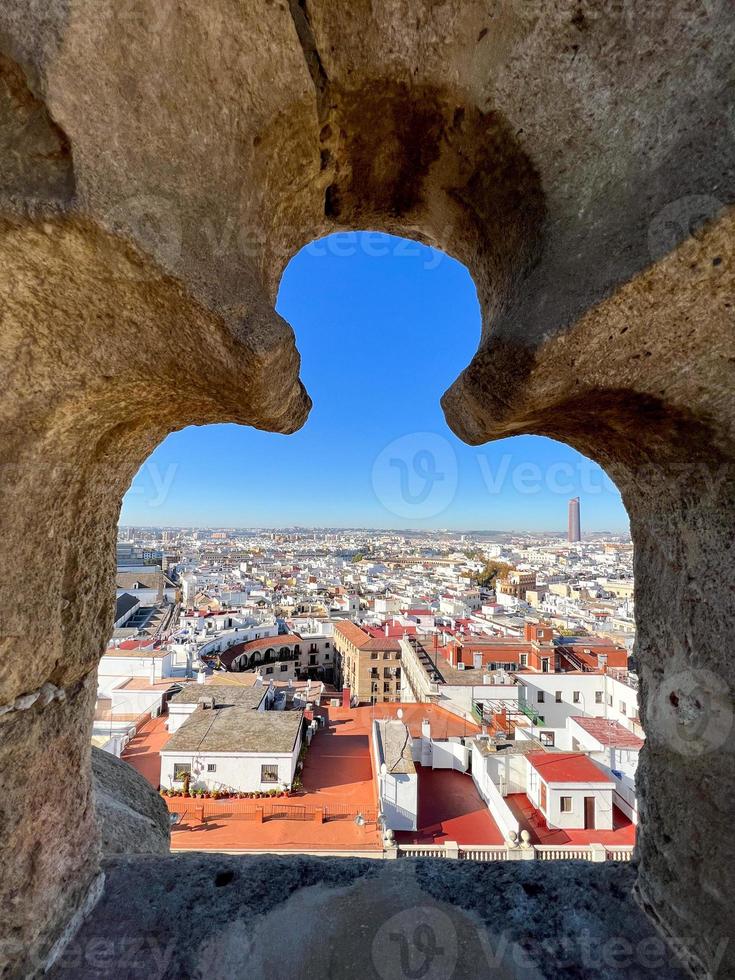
[570, 716, 644, 750]
[373, 719, 415, 775]
[168, 684, 266, 710]
[162, 705, 303, 754]
[526, 752, 615, 784]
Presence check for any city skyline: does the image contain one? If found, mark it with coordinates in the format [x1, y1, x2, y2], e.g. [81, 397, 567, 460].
[121, 233, 630, 533]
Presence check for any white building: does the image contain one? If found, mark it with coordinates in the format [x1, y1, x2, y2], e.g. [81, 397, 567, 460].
[525, 752, 615, 831]
[372, 718, 418, 832]
[160, 685, 303, 793]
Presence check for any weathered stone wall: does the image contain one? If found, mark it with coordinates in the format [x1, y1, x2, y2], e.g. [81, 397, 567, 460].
[0, 1, 732, 976]
[91, 747, 170, 857]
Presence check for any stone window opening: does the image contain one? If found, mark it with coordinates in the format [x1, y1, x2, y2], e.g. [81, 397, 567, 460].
[0, 41, 729, 973]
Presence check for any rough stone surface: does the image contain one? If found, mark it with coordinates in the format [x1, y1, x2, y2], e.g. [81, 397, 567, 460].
[0, 1, 732, 976]
[47, 856, 691, 980]
[91, 747, 170, 857]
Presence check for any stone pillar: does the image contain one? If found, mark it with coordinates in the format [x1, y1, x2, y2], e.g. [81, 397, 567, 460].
[0, 217, 309, 975]
[443, 211, 735, 976]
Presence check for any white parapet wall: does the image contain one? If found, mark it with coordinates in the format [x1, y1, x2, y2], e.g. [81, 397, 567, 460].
[372, 719, 418, 832]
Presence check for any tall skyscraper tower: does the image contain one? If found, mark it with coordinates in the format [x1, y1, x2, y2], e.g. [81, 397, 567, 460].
[568, 497, 581, 542]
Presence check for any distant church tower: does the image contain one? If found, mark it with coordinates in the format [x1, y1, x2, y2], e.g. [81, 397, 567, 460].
[568, 497, 581, 542]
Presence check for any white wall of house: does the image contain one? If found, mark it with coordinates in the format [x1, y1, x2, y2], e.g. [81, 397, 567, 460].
[517, 673, 638, 732]
[97, 652, 171, 697]
[109, 684, 166, 719]
[196, 622, 279, 657]
[372, 721, 418, 832]
[380, 770, 419, 832]
[430, 738, 468, 771]
[116, 587, 159, 606]
[611, 770, 638, 824]
[526, 762, 614, 831]
[438, 683, 519, 716]
[470, 747, 520, 838]
[166, 701, 198, 733]
[160, 750, 299, 792]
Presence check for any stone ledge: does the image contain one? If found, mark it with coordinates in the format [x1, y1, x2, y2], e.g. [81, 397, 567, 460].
[47, 855, 690, 979]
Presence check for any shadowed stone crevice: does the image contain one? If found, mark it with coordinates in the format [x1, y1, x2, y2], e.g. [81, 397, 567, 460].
[0, 51, 74, 210]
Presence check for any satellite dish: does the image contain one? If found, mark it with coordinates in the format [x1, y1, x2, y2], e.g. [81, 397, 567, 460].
[396, 708, 404, 720]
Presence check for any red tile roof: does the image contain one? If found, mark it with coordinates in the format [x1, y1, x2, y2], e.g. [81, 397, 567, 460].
[334, 621, 400, 651]
[570, 716, 643, 749]
[526, 752, 614, 784]
[215, 634, 302, 669]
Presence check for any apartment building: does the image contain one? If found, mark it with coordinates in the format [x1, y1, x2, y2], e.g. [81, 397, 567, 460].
[333, 621, 402, 702]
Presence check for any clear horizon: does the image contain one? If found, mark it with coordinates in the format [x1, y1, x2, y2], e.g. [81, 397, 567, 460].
[121, 233, 630, 533]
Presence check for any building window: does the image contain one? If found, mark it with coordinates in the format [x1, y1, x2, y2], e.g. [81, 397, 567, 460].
[265, 666, 273, 674]
[325, 653, 330, 660]
[541, 659, 549, 672]
[520, 653, 528, 667]
[573, 691, 581, 703]
[280, 664, 288, 671]
[207, 763, 217, 772]
[620, 701, 627, 715]
[537, 691, 545, 703]
[560, 796, 572, 813]
[325, 642, 330, 648]
[370, 652, 378, 660]
[261, 765, 279, 783]
[540, 731, 555, 747]
[555, 691, 562, 703]
[608, 694, 613, 706]
[383, 652, 391, 660]
[173, 763, 191, 781]
[595, 691, 603, 704]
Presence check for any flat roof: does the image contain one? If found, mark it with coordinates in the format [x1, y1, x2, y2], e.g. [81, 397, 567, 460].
[570, 716, 643, 749]
[162, 705, 303, 754]
[527, 752, 614, 784]
[169, 684, 267, 709]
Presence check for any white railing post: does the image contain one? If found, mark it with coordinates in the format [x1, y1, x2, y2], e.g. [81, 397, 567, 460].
[444, 840, 460, 860]
[590, 843, 607, 862]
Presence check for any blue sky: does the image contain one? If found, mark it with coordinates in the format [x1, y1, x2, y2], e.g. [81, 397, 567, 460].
[121, 233, 628, 533]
